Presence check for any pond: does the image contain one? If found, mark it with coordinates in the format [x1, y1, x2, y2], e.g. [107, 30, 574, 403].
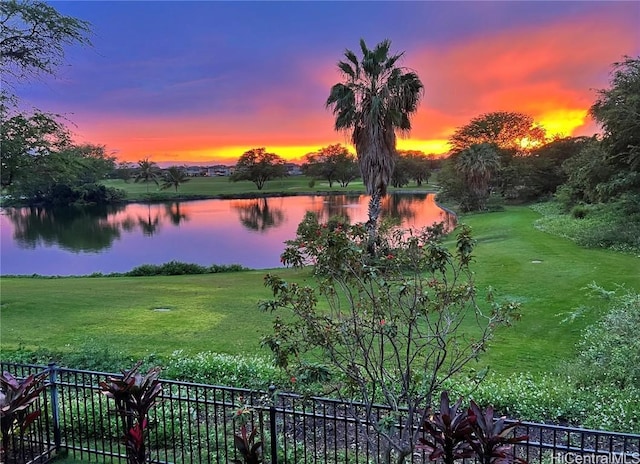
[0, 193, 455, 276]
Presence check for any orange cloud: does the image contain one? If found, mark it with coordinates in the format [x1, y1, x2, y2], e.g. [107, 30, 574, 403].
[71, 6, 637, 164]
[410, 7, 637, 144]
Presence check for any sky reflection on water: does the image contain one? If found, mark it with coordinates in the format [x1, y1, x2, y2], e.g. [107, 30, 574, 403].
[0, 194, 454, 276]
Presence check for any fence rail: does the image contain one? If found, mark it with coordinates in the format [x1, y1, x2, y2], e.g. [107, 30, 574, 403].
[1, 362, 639, 464]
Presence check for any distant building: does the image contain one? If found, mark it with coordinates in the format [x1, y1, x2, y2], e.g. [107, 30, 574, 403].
[207, 165, 232, 176]
[285, 163, 303, 176]
[185, 166, 205, 177]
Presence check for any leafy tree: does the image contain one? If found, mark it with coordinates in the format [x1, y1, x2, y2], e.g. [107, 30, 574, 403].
[394, 150, 431, 187]
[500, 136, 590, 202]
[160, 165, 191, 192]
[326, 39, 423, 250]
[133, 158, 161, 192]
[230, 148, 287, 190]
[0, 106, 70, 189]
[449, 111, 546, 154]
[302, 144, 359, 188]
[261, 214, 519, 464]
[391, 154, 412, 188]
[455, 143, 501, 211]
[588, 56, 640, 203]
[0, 0, 91, 83]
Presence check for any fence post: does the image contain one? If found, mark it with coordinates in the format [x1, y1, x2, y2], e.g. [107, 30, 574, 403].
[269, 385, 278, 464]
[47, 362, 61, 452]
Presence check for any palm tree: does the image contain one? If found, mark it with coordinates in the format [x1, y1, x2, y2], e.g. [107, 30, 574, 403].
[455, 143, 501, 211]
[326, 39, 423, 252]
[134, 157, 161, 192]
[161, 166, 191, 192]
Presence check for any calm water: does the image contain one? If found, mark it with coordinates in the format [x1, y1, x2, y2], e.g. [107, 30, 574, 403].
[0, 193, 454, 276]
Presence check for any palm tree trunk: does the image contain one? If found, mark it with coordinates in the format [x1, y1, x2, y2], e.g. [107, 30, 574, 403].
[366, 189, 382, 255]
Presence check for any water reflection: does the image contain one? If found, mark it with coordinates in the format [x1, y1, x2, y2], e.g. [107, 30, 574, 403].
[165, 202, 189, 226]
[5, 205, 124, 252]
[231, 198, 285, 232]
[0, 193, 454, 275]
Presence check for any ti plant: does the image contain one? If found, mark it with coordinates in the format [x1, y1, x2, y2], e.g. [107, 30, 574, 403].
[231, 406, 263, 464]
[0, 371, 47, 462]
[99, 361, 163, 464]
[467, 399, 528, 464]
[418, 391, 475, 464]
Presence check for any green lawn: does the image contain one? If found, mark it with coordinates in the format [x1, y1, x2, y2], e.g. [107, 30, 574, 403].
[104, 175, 440, 202]
[105, 176, 367, 201]
[1, 206, 638, 375]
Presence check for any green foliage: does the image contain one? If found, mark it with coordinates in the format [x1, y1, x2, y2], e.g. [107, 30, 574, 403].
[0, 0, 91, 82]
[163, 351, 287, 389]
[532, 201, 640, 253]
[443, 373, 640, 434]
[393, 150, 431, 187]
[440, 143, 501, 211]
[0, 104, 119, 205]
[567, 285, 640, 389]
[125, 261, 248, 277]
[302, 144, 359, 188]
[589, 56, 640, 203]
[261, 212, 519, 463]
[570, 204, 589, 219]
[160, 166, 191, 192]
[448, 111, 546, 154]
[230, 148, 287, 190]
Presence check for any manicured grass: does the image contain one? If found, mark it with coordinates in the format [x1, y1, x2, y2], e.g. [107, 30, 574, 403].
[105, 176, 366, 201]
[104, 176, 438, 202]
[1, 206, 638, 375]
[460, 207, 640, 373]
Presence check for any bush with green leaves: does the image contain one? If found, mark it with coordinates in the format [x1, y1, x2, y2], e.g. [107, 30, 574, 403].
[442, 372, 640, 433]
[163, 351, 288, 390]
[532, 200, 640, 253]
[260, 212, 520, 464]
[125, 261, 248, 277]
[569, 286, 640, 389]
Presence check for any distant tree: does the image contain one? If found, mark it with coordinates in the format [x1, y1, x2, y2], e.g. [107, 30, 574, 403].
[500, 136, 591, 202]
[335, 159, 360, 187]
[455, 143, 501, 211]
[134, 158, 161, 192]
[391, 154, 412, 188]
[230, 148, 287, 190]
[0, 0, 91, 83]
[113, 161, 135, 183]
[449, 111, 546, 154]
[161, 166, 191, 192]
[588, 56, 640, 203]
[302, 144, 358, 188]
[326, 39, 423, 251]
[302, 144, 357, 188]
[397, 150, 431, 186]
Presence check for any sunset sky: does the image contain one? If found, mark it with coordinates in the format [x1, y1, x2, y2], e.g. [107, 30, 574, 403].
[15, 1, 640, 166]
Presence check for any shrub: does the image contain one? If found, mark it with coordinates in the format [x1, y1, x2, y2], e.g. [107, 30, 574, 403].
[163, 351, 287, 390]
[568, 286, 640, 389]
[570, 204, 589, 219]
[126, 261, 248, 277]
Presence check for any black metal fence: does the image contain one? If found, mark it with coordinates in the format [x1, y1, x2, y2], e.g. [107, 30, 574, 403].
[1, 362, 639, 464]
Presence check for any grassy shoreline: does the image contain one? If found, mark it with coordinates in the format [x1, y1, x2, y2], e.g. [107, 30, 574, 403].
[2, 204, 638, 376]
